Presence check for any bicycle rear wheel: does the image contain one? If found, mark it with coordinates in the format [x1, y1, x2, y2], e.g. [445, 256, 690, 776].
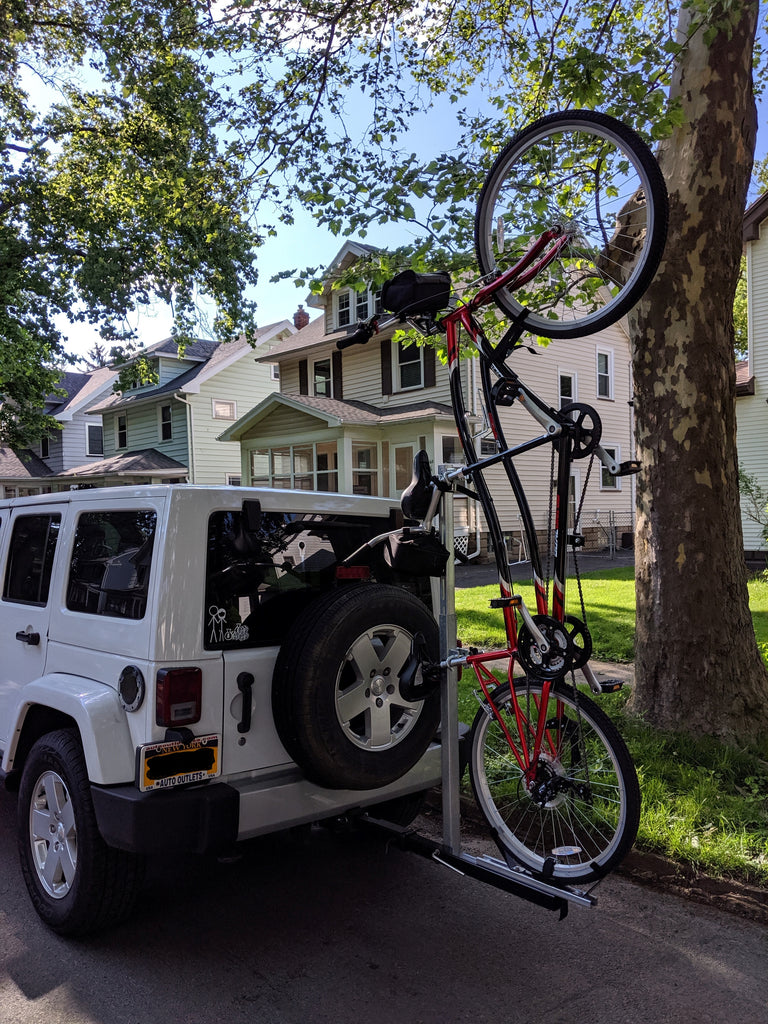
[474, 110, 668, 339]
[468, 680, 640, 883]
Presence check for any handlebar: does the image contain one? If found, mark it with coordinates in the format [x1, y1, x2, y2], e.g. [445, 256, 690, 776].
[336, 317, 380, 350]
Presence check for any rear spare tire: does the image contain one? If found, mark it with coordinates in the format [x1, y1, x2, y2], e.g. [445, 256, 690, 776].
[272, 584, 440, 789]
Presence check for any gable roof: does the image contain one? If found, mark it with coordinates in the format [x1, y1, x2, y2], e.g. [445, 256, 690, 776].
[44, 367, 117, 419]
[219, 392, 458, 442]
[90, 322, 294, 414]
[744, 191, 768, 242]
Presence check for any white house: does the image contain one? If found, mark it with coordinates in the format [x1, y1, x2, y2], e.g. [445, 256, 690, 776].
[221, 241, 637, 559]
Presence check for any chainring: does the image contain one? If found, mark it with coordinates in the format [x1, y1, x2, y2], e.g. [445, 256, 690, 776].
[516, 615, 574, 680]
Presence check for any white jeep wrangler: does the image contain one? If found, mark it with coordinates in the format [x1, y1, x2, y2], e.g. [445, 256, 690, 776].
[0, 485, 443, 935]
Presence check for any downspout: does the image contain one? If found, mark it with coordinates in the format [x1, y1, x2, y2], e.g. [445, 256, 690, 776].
[175, 394, 195, 483]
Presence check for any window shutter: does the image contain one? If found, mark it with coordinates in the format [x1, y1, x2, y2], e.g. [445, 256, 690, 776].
[380, 340, 392, 396]
[423, 346, 436, 389]
[299, 359, 308, 395]
[332, 350, 343, 400]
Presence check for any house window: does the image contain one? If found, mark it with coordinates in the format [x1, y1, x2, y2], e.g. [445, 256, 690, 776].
[600, 445, 621, 490]
[352, 443, 379, 496]
[397, 342, 423, 390]
[337, 292, 351, 328]
[212, 399, 237, 420]
[313, 359, 332, 398]
[159, 404, 173, 441]
[116, 413, 127, 449]
[597, 349, 614, 399]
[442, 435, 463, 465]
[559, 371, 577, 409]
[356, 291, 369, 321]
[270, 364, 280, 381]
[226, 474, 241, 486]
[87, 423, 103, 456]
[250, 443, 338, 492]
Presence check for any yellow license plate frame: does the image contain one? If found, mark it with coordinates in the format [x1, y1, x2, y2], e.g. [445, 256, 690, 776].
[139, 734, 220, 792]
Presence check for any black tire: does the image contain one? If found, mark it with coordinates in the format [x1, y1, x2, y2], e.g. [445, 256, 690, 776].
[272, 584, 441, 790]
[17, 729, 144, 936]
[475, 110, 668, 339]
[468, 680, 640, 883]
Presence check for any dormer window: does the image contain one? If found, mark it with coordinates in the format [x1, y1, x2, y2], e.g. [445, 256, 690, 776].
[337, 292, 351, 328]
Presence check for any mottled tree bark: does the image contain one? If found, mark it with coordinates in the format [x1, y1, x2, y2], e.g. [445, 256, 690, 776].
[630, 0, 768, 740]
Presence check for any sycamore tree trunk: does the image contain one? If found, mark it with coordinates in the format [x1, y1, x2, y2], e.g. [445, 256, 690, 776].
[630, 0, 768, 742]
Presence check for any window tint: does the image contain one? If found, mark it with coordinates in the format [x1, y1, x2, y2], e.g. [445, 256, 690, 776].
[66, 510, 156, 619]
[205, 510, 390, 649]
[4, 514, 61, 605]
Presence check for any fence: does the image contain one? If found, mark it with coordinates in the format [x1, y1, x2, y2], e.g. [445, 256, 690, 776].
[499, 508, 635, 564]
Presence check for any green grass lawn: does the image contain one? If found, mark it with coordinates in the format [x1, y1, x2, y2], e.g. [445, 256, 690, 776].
[455, 568, 768, 885]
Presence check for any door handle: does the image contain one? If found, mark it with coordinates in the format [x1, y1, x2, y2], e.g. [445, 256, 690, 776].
[16, 630, 40, 646]
[236, 672, 254, 733]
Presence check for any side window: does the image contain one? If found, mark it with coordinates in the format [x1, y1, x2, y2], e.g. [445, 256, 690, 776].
[66, 510, 157, 619]
[3, 514, 61, 605]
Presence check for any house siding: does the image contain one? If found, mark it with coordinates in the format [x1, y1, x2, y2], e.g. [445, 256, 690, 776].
[191, 356, 284, 484]
[739, 228, 768, 551]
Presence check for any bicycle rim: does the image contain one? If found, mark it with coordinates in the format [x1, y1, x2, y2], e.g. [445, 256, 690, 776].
[468, 680, 640, 883]
[474, 110, 668, 339]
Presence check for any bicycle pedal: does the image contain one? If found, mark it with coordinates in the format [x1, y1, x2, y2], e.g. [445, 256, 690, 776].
[489, 596, 522, 609]
[598, 679, 624, 694]
[614, 460, 641, 477]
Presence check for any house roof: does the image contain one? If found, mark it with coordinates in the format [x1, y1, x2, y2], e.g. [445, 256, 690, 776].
[59, 448, 188, 478]
[0, 448, 54, 480]
[219, 392, 458, 442]
[736, 359, 755, 396]
[256, 314, 333, 361]
[90, 322, 294, 414]
[744, 192, 768, 242]
[44, 367, 117, 419]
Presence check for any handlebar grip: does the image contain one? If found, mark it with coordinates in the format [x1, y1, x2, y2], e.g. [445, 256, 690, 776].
[336, 320, 377, 350]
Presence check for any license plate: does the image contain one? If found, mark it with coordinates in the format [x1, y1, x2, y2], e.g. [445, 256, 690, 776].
[139, 734, 220, 792]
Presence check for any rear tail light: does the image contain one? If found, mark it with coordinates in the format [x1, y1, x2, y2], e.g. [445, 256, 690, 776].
[156, 667, 202, 727]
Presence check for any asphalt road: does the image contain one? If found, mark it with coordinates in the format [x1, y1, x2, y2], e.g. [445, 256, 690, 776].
[1, 786, 766, 1024]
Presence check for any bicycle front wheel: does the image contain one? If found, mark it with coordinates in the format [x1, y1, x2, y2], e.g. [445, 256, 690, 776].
[468, 680, 640, 883]
[475, 110, 668, 339]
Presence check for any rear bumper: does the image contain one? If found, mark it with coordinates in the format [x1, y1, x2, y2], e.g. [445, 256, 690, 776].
[91, 781, 239, 855]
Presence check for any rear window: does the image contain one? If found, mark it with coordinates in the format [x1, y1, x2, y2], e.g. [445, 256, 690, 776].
[205, 509, 391, 649]
[66, 510, 157, 619]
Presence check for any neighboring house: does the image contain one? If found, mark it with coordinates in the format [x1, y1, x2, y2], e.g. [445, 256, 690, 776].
[739, 194, 768, 556]
[65, 322, 294, 487]
[0, 367, 117, 498]
[221, 240, 636, 559]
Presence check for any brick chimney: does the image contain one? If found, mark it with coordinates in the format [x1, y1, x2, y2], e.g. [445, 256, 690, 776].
[293, 304, 310, 330]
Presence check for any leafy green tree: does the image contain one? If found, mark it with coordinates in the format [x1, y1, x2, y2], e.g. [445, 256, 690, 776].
[1, 0, 260, 444]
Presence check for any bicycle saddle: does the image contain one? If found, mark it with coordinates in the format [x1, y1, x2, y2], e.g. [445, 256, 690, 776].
[400, 450, 435, 521]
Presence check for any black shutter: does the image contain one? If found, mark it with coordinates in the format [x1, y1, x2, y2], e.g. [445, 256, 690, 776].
[423, 345, 436, 389]
[332, 349, 343, 400]
[380, 339, 392, 396]
[298, 359, 308, 395]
